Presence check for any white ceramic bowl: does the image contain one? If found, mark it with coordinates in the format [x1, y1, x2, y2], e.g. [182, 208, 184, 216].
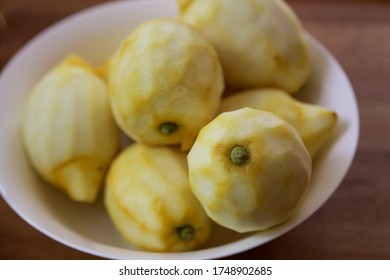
[0, 0, 359, 259]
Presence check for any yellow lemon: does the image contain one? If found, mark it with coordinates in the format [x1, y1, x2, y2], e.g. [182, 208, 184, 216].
[105, 144, 212, 252]
[95, 55, 114, 83]
[109, 18, 224, 151]
[188, 108, 312, 233]
[22, 55, 120, 202]
[219, 88, 338, 158]
[178, 0, 309, 93]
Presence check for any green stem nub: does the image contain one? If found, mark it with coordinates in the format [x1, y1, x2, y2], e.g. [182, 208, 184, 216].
[177, 225, 194, 241]
[230, 145, 249, 165]
[160, 122, 178, 135]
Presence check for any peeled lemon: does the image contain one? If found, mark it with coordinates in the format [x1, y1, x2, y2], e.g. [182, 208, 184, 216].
[95, 55, 114, 83]
[219, 88, 338, 158]
[105, 144, 212, 252]
[22, 55, 120, 202]
[109, 18, 224, 151]
[178, 0, 309, 93]
[188, 108, 312, 233]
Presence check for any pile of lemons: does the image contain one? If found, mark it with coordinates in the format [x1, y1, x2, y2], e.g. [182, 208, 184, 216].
[22, 0, 337, 252]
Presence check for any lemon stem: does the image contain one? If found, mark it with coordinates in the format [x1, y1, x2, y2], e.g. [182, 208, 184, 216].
[230, 145, 249, 165]
[177, 225, 194, 241]
[160, 122, 178, 135]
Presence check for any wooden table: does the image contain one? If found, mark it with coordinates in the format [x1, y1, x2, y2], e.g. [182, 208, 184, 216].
[1, 0, 389, 260]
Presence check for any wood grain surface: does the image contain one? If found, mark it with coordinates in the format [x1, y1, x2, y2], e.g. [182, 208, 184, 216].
[1, 0, 389, 260]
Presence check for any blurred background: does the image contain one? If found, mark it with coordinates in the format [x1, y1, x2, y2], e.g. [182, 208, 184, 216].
[1, 0, 390, 259]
